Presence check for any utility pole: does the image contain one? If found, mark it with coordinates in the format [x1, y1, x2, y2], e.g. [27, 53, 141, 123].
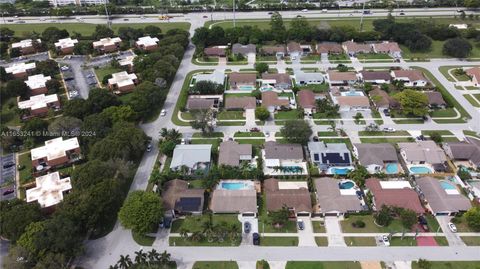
[233, 0, 236, 28]
[104, 0, 111, 28]
[359, 1, 365, 32]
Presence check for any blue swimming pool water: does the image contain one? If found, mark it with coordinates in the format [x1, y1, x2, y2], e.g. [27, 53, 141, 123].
[339, 181, 355, 189]
[385, 163, 398, 174]
[332, 167, 352, 175]
[238, 85, 255, 91]
[221, 182, 247, 190]
[343, 91, 363, 96]
[409, 166, 432, 174]
[440, 181, 456, 190]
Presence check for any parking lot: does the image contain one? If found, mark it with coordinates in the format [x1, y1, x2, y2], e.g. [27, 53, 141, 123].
[57, 56, 97, 99]
[1, 154, 16, 201]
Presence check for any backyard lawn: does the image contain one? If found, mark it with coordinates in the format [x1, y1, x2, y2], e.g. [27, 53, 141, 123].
[412, 261, 480, 269]
[193, 261, 238, 269]
[170, 215, 240, 233]
[1, 97, 22, 127]
[344, 237, 377, 246]
[18, 153, 33, 185]
[260, 236, 298, 246]
[94, 66, 122, 86]
[341, 215, 406, 233]
[285, 261, 361, 269]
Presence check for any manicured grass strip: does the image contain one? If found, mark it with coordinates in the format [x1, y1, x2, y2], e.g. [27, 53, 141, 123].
[286, 261, 361, 269]
[433, 118, 467, 124]
[217, 111, 245, 120]
[317, 131, 339, 137]
[344, 237, 377, 246]
[425, 214, 442, 233]
[258, 220, 297, 233]
[275, 110, 302, 120]
[429, 108, 458, 118]
[132, 230, 155, 246]
[217, 121, 245, 126]
[193, 261, 238, 269]
[358, 130, 410, 136]
[260, 236, 298, 246]
[393, 119, 424, 124]
[18, 153, 33, 185]
[234, 132, 265, 137]
[341, 215, 405, 233]
[411, 261, 480, 269]
[234, 139, 265, 145]
[434, 236, 449, 246]
[464, 94, 480, 107]
[421, 130, 453, 136]
[171, 215, 240, 233]
[360, 137, 414, 143]
[169, 236, 241, 246]
[390, 237, 417, 246]
[461, 236, 480, 246]
[464, 130, 480, 139]
[192, 132, 224, 138]
[315, 237, 328, 246]
[312, 221, 326, 233]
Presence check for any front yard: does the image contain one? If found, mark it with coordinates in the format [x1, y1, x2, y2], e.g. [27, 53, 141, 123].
[217, 111, 245, 120]
[344, 236, 377, 246]
[193, 261, 238, 269]
[260, 236, 298, 246]
[285, 261, 361, 269]
[461, 236, 480, 246]
[341, 215, 406, 233]
[356, 53, 392, 60]
[412, 261, 480, 269]
[171, 214, 240, 233]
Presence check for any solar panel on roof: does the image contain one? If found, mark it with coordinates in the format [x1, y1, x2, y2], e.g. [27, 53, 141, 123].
[175, 197, 201, 212]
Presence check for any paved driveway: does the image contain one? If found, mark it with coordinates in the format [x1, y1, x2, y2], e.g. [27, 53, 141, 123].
[297, 217, 317, 246]
[436, 216, 465, 246]
[324, 217, 346, 247]
[245, 109, 256, 127]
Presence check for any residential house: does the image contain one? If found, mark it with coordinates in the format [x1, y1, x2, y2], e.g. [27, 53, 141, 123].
[264, 178, 312, 217]
[5, 62, 36, 78]
[54, 37, 78, 54]
[365, 178, 424, 214]
[342, 40, 372, 56]
[315, 177, 365, 216]
[231, 43, 256, 57]
[425, 91, 447, 109]
[170, 144, 212, 173]
[162, 179, 205, 216]
[92, 37, 122, 53]
[297, 90, 316, 115]
[26, 172, 72, 208]
[443, 137, 480, 169]
[327, 70, 358, 86]
[287, 42, 303, 59]
[372, 41, 402, 58]
[261, 73, 292, 90]
[194, 69, 225, 85]
[359, 70, 391, 84]
[293, 69, 325, 85]
[369, 87, 399, 110]
[398, 141, 447, 172]
[25, 74, 51, 95]
[11, 39, 41, 55]
[353, 143, 399, 174]
[466, 67, 480, 87]
[31, 137, 81, 172]
[260, 45, 286, 59]
[261, 91, 290, 112]
[218, 141, 253, 167]
[108, 71, 138, 94]
[18, 94, 60, 118]
[224, 96, 256, 111]
[135, 36, 159, 51]
[210, 188, 257, 215]
[416, 176, 471, 215]
[118, 55, 136, 72]
[228, 72, 257, 90]
[308, 142, 352, 171]
[263, 141, 307, 175]
[333, 95, 370, 112]
[317, 42, 343, 55]
[203, 46, 227, 57]
[391, 69, 428, 87]
[186, 96, 216, 111]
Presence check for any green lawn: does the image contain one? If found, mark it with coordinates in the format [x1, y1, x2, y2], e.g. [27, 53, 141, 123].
[463, 94, 480, 107]
[234, 132, 265, 137]
[429, 108, 457, 118]
[7, 22, 191, 37]
[234, 139, 265, 145]
[298, 83, 329, 93]
[358, 130, 410, 136]
[1, 97, 22, 127]
[312, 221, 326, 233]
[319, 138, 353, 151]
[132, 230, 155, 246]
[94, 66, 122, 86]
[451, 215, 475, 232]
[191, 138, 222, 149]
[328, 54, 351, 63]
[434, 236, 449, 246]
[217, 121, 246, 126]
[170, 215, 240, 233]
[421, 130, 453, 136]
[341, 215, 407, 233]
[317, 131, 339, 137]
[285, 261, 361, 269]
[275, 110, 302, 120]
[217, 111, 245, 120]
[461, 236, 480, 246]
[412, 261, 480, 269]
[438, 66, 473, 82]
[18, 153, 33, 185]
[390, 237, 417, 246]
[315, 237, 328, 246]
[169, 236, 241, 246]
[181, 112, 195, 120]
[356, 53, 392, 60]
[344, 237, 377, 246]
[359, 137, 414, 143]
[392, 119, 424, 124]
[192, 132, 224, 138]
[425, 214, 442, 233]
[193, 261, 238, 269]
[258, 220, 298, 233]
[464, 130, 480, 139]
[260, 236, 298, 246]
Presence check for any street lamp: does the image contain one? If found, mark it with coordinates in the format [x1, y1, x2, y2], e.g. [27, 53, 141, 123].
[233, 0, 236, 28]
[103, 0, 111, 28]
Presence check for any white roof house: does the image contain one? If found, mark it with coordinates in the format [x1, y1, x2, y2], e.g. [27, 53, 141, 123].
[54, 37, 79, 49]
[5, 62, 36, 75]
[25, 74, 52, 90]
[11, 39, 41, 49]
[194, 69, 225, 85]
[170, 144, 212, 170]
[18, 94, 58, 111]
[93, 37, 122, 47]
[31, 137, 80, 162]
[118, 55, 136, 67]
[108, 71, 137, 88]
[26, 172, 72, 208]
[136, 36, 159, 47]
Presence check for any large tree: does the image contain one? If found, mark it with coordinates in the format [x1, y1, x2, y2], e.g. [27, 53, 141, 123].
[394, 89, 428, 117]
[464, 206, 480, 232]
[270, 12, 287, 43]
[280, 120, 312, 145]
[0, 199, 43, 242]
[118, 191, 163, 234]
[189, 81, 223, 95]
[443, 38, 472, 58]
[191, 109, 215, 135]
[48, 116, 82, 136]
[255, 106, 270, 121]
[5, 79, 29, 99]
[398, 208, 417, 230]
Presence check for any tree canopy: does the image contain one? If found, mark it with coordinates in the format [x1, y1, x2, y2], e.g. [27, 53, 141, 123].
[280, 120, 312, 145]
[394, 89, 428, 117]
[118, 191, 163, 234]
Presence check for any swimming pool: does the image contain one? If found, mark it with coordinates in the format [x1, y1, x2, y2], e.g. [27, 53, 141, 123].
[440, 181, 456, 190]
[340, 91, 365, 97]
[385, 163, 398, 174]
[238, 85, 255, 91]
[220, 182, 248, 190]
[409, 166, 432, 174]
[331, 167, 352, 175]
[339, 180, 355, 189]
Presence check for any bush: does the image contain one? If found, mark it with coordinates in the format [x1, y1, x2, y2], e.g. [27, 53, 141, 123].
[352, 220, 366, 228]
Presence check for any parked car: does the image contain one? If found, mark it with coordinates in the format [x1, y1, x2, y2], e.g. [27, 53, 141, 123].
[146, 143, 152, 152]
[244, 222, 251, 233]
[382, 235, 390, 246]
[312, 136, 319, 142]
[399, 12, 405, 15]
[301, 9, 308, 12]
[383, 127, 395, 133]
[123, 18, 129, 21]
[297, 219, 305, 230]
[163, 217, 172, 229]
[3, 162, 15, 169]
[160, 109, 167, 116]
[267, 12, 273, 15]
[181, 138, 186, 145]
[383, 109, 390, 116]
[203, 15, 208, 18]
[253, 232, 260, 245]
[265, 132, 270, 138]
[250, 127, 260, 132]
[3, 189, 14, 196]
[448, 222, 457, 233]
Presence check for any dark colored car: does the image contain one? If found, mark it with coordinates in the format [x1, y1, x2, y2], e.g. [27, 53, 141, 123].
[297, 220, 305, 230]
[163, 217, 172, 229]
[3, 162, 15, 169]
[253, 232, 260, 245]
[383, 109, 390, 116]
[244, 221, 251, 233]
[250, 127, 260, 132]
[312, 136, 319, 142]
[3, 189, 14, 196]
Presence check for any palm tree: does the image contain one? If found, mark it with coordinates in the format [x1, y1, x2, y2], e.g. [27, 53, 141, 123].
[179, 228, 189, 241]
[159, 251, 171, 266]
[147, 249, 161, 263]
[109, 265, 119, 269]
[134, 249, 147, 264]
[202, 220, 215, 242]
[190, 231, 203, 242]
[116, 254, 133, 269]
[328, 121, 337, 133]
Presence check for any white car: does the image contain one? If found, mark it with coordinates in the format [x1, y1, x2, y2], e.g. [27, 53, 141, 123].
[301, 9, 308, 12]
[448, 222, 457, 233]
[160, 109, 166, 116]
[146, 143, 152, 152]
[265, 132, 270, 138]
[383, 127, 396, 133]
[382, 235, 390, 246]
[180, 138, 186, 145]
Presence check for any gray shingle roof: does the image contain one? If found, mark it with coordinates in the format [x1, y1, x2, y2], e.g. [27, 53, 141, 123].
[232, 43, 256, 55]
[264, 141, 304, 160]
[314, 177, 364, 214]
[398, 141, 447, 164]
[416, 177, 471, 214]
[218, 141, 252, 167]
[210, 189, 257, 213]
[354, 143, 398, 166]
